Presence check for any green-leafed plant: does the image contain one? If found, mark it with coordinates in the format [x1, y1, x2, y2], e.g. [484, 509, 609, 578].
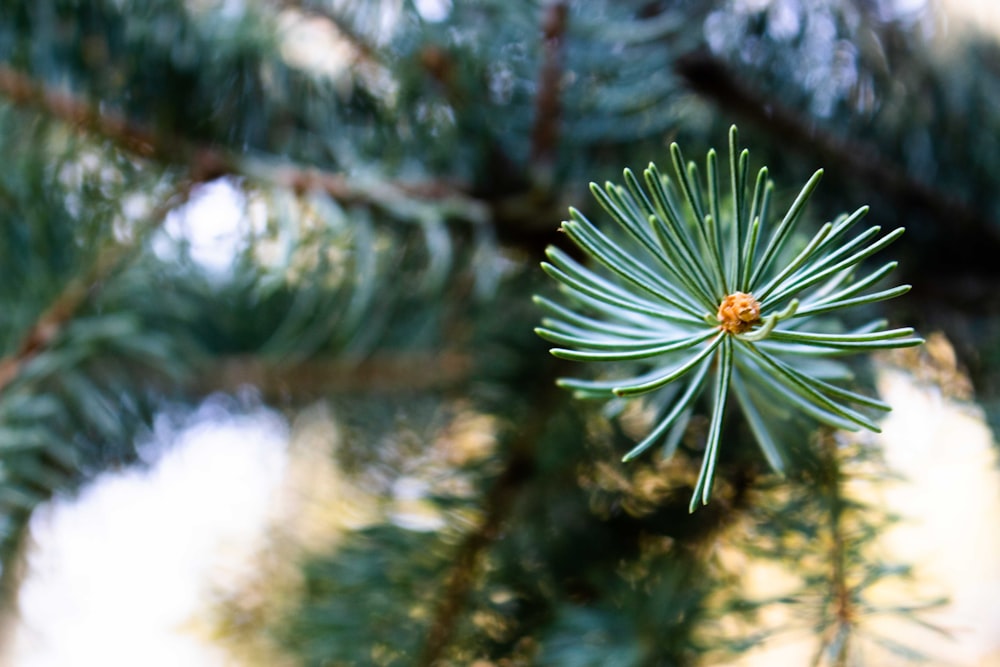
[536, 127, 922, 511]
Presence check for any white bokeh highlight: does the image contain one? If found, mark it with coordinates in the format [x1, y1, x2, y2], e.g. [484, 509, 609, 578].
[9, 402, 288, 667]
[154, 179, 251, 275]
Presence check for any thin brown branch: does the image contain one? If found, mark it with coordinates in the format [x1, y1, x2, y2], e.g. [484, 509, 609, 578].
[530, 1, 569, 172]
[0, 64, 235, 182]
[0, 182, 196, 396]
[0, 65, 154, 158]
[415, 379, 562, 667]
[198, 351, 473, 398]
[674, 51, 1000, 248]
[674, 49, 1000, 410]
[0, 64, 488, 395]
[416, 449, 534, 666]
[0, 64, 487, 221]
[819, 435, 853, 667]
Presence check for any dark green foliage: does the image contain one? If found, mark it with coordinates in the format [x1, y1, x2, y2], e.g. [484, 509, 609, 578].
[279, 525, 454, 667]
[0, 0, 992, 665]
[0, 107, 189, 577]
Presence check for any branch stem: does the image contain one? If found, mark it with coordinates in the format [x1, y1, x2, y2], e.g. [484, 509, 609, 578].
[823, 435, 853, 667]
[530, 1, 569, 175]
[0, 65, 487, 222]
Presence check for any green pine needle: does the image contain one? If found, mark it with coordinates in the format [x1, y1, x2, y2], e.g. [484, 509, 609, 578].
[536, 126, 922, 511]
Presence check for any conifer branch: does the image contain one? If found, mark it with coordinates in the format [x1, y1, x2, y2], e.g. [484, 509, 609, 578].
[821, 436, 854, 667]
[415, 381, 559, 666]
[0, 64, 163, 161]
[0, 181, 195, 395]
[0, 64, 489, 395]
[0, 64, 488, 222]
[539, 130, 919, 507]
[416, 449, 533, 666]
[673, 51, 1000, 252]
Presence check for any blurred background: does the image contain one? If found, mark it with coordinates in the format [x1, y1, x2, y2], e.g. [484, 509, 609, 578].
[0, 0, 999, 665]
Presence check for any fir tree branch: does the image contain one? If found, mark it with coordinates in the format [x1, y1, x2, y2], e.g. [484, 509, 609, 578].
[414, 380, 563, 667]
[416, 449, 533, 666]
[673, 51, 1000, 253]
[820, 435, 854, 667]
[0, 64, 489, 395]
[0, 64, 488, 223]
[0, 64, 164, 162]
[0, 182, 195, 395]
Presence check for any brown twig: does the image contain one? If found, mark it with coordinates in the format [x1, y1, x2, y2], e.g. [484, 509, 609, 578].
[0, 64, 231, 181]
[0, 64, 487, 221]
[530, 1, 569, 172]
[0, 65, 151, 157]
[416, 449, 534, 666]
[0, 181, 196, 395]
[818, 435, 853, 667]
[415, 378, 562, 666]
[0, 63, 492, 393]
[199, 351, 473, 398]
[674, 51, 1000, 252]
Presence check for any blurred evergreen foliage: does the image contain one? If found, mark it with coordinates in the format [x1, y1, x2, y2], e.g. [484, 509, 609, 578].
[0, 0, 990, 664]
